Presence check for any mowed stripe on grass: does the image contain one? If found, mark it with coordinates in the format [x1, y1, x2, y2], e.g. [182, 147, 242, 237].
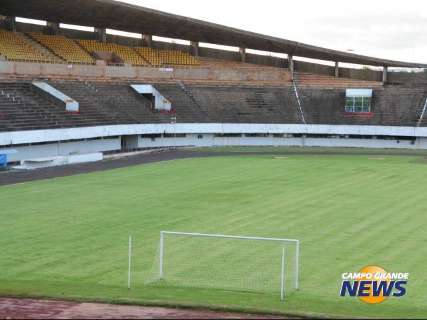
[0, 155, 427, 318]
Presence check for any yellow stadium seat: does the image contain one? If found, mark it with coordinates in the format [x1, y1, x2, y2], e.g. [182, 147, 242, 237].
[78, 40, 149, 66]
[29, 32, 94, 64]
[157, 49, 199, 66]
[0, 29, 59, 64]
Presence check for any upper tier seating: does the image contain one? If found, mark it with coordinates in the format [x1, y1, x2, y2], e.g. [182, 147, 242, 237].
[29, 33, 95, 65]
[135, 47, 200, 66]
[0, 30, 60, 64]
[157, 49, 199, 66]
[78, 40, 149, 66]
[0, 28, 201, 66]
[134, 47, 162, 66]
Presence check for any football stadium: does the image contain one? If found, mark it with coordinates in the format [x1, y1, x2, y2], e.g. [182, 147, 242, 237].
[0, 0, 427, 318]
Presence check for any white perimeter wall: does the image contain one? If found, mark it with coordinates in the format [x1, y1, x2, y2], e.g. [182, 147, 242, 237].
[138, 134, 427, 149]
[2, 124, 427, 163]
[2, 138, 120, 162]
[1, 124, 427, 147]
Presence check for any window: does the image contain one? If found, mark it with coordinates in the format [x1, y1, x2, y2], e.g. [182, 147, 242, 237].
[345, 96, 372, 113]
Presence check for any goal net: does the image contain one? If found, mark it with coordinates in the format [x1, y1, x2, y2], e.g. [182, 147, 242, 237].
[147, 231, 300, 300]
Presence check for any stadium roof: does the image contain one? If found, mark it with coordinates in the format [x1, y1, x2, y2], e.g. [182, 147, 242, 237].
[1, 0, 426, 68]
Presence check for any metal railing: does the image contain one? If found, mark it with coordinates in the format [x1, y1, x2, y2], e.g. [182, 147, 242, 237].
[417, 98, 427, 127]
[292, 75, 307, 125]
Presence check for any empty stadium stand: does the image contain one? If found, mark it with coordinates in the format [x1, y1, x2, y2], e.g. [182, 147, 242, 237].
[135, 47, 163, 66]
[29, 33, 95, 64]
[0, 28, 199, 66]
[157, 49, 199, 66]
[0, 82, 86, 131]
[77, 39, 149, 66]
[1, 80, 426, 133]
[0, 29, 62, 64]
[176, 84, 301, 124]
[299, 85, 427, 127]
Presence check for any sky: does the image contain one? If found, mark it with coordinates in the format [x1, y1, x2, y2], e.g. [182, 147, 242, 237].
[116, 0, 427, 64]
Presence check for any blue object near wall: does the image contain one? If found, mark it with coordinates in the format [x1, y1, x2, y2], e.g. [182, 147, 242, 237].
[0, 154, 7, 167]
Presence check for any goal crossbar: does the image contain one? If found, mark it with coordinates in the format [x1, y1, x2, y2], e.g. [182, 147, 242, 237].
[161, 231, 300, 244]
[159, 231, 300, 298]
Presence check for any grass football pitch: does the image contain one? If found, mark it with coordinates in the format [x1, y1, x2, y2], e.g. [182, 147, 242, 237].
[1, 150, 427, 318]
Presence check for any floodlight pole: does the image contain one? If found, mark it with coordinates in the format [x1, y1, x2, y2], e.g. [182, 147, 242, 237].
[128, 235, 132, 290]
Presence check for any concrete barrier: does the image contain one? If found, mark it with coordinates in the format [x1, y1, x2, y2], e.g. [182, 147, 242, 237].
[13, 152, 103, 170]
[0, 61, 292, 83]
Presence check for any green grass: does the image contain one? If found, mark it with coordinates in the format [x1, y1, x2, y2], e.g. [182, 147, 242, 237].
[1, 153, 427, 318]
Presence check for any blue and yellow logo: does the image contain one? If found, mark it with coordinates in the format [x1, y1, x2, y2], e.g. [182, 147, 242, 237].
[340, 266, 409, 304]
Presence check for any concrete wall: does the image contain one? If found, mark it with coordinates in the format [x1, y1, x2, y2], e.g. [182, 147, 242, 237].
[15, 21, 45, 34]
[1, 138, 120, 162]
[60, 28, 96, 40]
[198, 47, 241, 62]
[0, 61, 291, 82]
[2, 127, 427, 163]
[138, 134, 426, 150]
[2, 123, 427, 147]
[339, 67, 382, 82]
[246, 53, 287, 69]
[388, 71, 427, 84]
[107, 34, 142, 47]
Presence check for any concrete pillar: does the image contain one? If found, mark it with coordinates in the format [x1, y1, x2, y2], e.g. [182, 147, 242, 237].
[46, 22, 60, 35]
[335, 61, 340, 78]
[383, 66, 388, 83]
[142, 34, 152, 48]
[95, 28, 107, 43]
[0, 16, 8, 30]
[239, 47, 246, 63]
[288, 55, 295, 80]
[190, 41, 199, 57]
[3, 16, 17, 32]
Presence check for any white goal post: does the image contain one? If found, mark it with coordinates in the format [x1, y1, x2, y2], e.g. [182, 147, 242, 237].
[158, 231, 300, 300]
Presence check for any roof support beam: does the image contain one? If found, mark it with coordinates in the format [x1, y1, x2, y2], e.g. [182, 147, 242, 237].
[142, 34, 152, 48]
[335, 62, 340, 78]
[2, 16, 16, 32]
[239, 47, 246, 63]
[46, 21, 60, 35]
[191, 41, 199, 57]
[383, 66, 388, 84]
[95, 28, 107, 43]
